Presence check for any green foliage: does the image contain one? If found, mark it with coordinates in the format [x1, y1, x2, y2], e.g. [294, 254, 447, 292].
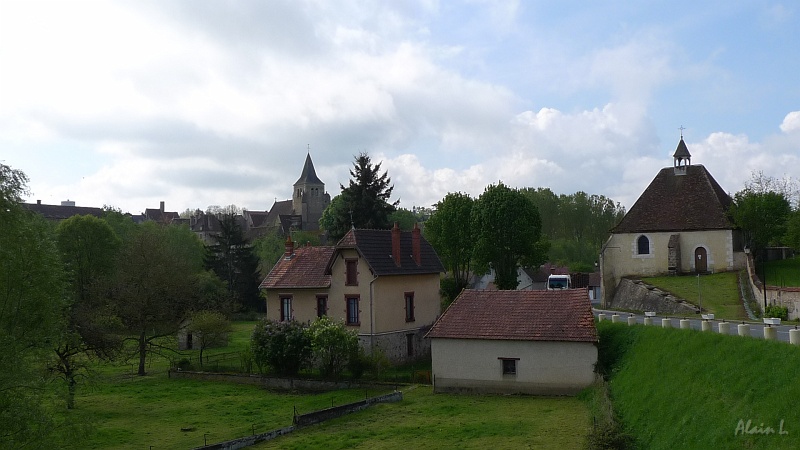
[731, 189, 791, 254]
[582, 380, 636, 450]
[253, 230, 286, 273]
[321, 152, 398, 241]
[763, 257, 800, 287]
[522, 188, 625, 268]
[0, 164, 71, 446]
[250, 319, 312, 376]
[110, 222, 205, 375]
[438, 275, 466, 307]
[388, 207, 418, 230]
[187, 310, 232, 366]
[472, 182, 548, 289]
[764, 304, 788, 320]
[204, 212, 262, 312]
[425, 192, 474, 291]
[599, 321, 800, 449]
[56, 215, 121, 302]
[308, 316, 359, 379]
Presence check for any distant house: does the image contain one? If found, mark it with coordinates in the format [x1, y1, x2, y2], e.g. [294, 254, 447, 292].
[600, 138, 745, 304]
[426, 289, 598, 395]
[139, 201, 180, 225]
[260, 223, 445, 363]
[23, 199, 103, 221]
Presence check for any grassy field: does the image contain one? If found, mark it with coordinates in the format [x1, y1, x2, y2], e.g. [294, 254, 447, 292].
[763, 257, 800, 287]
[642, 272, 747, 320]
[254, 386, 589, 450]
[599, 321, 800, 449]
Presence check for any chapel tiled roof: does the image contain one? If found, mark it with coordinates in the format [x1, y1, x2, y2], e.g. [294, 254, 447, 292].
[611, 164, 733, 233]
[259, 245, 335, 289]
[336, 228, 445, 276]
[425, 289, 597, 343]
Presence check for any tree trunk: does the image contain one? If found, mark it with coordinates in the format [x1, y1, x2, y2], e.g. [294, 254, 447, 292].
[138, 330, 147, 376]
[67, 373, 76, 410]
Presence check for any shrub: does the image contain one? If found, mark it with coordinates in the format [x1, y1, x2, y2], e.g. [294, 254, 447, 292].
[308, 316, 359, 379]
[764, 304, 789, 320]
[347, 348, 369, 380]
[250, 319, 311, 376]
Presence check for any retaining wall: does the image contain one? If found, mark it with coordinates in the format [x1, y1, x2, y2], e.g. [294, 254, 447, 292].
[608, 278, 699, 314]
[743, 251, 800, 320]
[169, 370, 395, 392]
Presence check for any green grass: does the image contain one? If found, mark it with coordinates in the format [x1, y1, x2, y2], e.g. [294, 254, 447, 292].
[642, 272, 747, 320]
[62, 370, 393, 449]
[254, 386, 589, 449]
[763, 257, 800, 287]
[599, 321, 800, 449]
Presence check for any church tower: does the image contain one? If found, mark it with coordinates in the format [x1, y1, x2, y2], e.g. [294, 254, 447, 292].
[673, 134, 691, 175]
[292, 153, 330, 231]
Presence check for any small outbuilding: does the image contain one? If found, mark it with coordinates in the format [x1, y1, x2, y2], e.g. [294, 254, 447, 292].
[425, 289, 597, 395]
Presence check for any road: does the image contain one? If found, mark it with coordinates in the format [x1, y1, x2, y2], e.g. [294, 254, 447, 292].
[593, 308, 799, 344]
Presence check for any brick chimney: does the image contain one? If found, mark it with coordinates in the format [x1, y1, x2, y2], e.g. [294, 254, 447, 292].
[392, 222, 401, 267]
[412, 223, 421, 266]
[160, 201, 165, 212]
[284, 235, 295, 259]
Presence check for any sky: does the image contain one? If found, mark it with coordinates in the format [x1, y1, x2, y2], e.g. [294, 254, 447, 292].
[2, 0, 799, 215]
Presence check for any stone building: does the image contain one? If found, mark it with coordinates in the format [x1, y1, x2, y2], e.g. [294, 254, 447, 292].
[600, 138, 745, 305]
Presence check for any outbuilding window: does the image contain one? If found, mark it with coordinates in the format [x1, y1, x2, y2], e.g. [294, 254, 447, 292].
[499, 357, 519, 375]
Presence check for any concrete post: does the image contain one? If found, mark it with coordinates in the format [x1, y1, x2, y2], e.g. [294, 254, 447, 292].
[701, 321, 711, 332]
[662, 318, 671, 328]
[611, 314, 621, 323]
[790, 329, 800, 345]
[764, 326, 777, 340]
[718, 322, 730, 334]
[598, 313, 606, 322]
[627, 316, 636, 326]
[644, 317, 653, 326]
[737, 324, 750, 337]
[680, 319, 691, 329]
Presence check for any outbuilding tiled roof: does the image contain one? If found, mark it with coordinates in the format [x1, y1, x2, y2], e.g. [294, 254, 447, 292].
[259, 245, 335, 289]
[336, 228, 445, 276]
[24, 202, 104, 220]
[611, 164, 733, 233]
[425, 289, 597, 343]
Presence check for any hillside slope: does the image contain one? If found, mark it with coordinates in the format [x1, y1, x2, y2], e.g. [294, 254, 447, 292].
[599, 322, 800, 449]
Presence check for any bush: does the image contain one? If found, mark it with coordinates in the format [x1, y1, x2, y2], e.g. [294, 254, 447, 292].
[250, 319, 311, 376]
[308, 317, 359, 379]
[764, 304, 789, 320]
[347, 348, 369, 380]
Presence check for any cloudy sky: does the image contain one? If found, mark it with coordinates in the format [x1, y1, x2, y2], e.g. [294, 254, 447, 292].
[2, 1, 799, 215]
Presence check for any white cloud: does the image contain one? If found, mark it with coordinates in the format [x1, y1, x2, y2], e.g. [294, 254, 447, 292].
[780, 111, 800, 133]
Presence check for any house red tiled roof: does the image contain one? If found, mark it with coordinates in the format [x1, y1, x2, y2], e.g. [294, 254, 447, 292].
[612, 164, 733, 233]
[259, 245, 335, 289]
[425, 289, 597, 343]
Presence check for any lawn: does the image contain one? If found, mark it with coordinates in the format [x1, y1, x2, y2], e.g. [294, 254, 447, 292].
[642, 272, 747, 320]
[254, 386, 590, 450]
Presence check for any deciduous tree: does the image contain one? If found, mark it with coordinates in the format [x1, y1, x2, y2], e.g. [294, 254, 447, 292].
[187, 310, 232, 367]
[472, 182, 548, 290]
[424, 192, 475, 300]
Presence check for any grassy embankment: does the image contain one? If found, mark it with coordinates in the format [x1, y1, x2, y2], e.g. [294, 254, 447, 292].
[642, 272, 747, 320]
[598, 321, 800, 449]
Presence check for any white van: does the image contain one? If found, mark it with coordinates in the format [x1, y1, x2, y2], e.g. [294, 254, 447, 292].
[547, 274, 571, 290]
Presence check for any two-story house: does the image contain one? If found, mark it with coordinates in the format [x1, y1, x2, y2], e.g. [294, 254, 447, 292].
[260, 223, 445, 363]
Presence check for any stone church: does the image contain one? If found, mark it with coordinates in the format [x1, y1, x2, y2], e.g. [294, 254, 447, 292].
[267, 153, 330, 233]
[599, 138, 746, 305]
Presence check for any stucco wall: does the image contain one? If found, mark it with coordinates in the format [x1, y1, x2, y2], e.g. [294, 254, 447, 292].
[602, 229, 742, 304]
[430, 338, 597, 395]
[372, 273, 441, 333]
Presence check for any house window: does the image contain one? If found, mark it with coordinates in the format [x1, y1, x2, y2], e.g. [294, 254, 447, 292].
[280, 296, 292, 322]
[637, 235, 650, 255]
[404, 292, 415, 322]
[500, 357, 519, 375]
[317, 296, 328, 317]
[346, 296, 360, 325]
[345, 259, 358, 286]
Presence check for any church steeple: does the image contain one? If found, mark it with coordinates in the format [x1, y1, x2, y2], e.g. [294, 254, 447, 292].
[291, 151, 329, 231]
[673, 127, 691, 176]
[295, 153, 323, 186]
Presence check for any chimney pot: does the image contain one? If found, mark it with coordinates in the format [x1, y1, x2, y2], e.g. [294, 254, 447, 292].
[284, 236, 295, 259]
[391, 222, 401, 267]
[160, 201, 165, 212]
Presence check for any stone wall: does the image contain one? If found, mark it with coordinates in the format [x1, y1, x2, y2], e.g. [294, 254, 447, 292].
[608, 278, 699, 315]
[170, 370, 395, 392]
[362, 326, 431, 364]
[743, 251, 800, 320]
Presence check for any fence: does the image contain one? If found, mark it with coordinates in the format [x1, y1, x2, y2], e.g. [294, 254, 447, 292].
[743, 251, 800, 320]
